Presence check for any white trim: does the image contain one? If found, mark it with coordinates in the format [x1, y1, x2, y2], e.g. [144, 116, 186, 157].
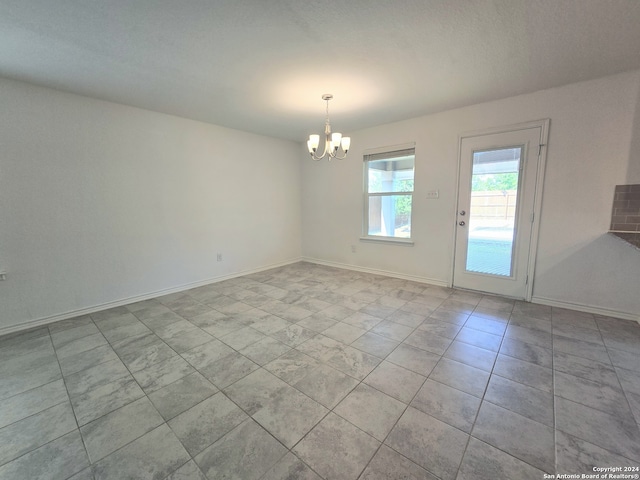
[306, 258, 638, 322]
[532, 296, 640, 323]
[359, 236, 414, 246]
[0, 257, 302, 337]
[525, 119, 550, 301]
[459, 119, 552, 140]
[449, 130, 463, 288]
[301, 256, 449, 287]
[363, 142, 416, 157]
[6, 257, 636, 337]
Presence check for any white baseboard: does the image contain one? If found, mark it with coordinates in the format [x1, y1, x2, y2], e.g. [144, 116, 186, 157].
[531, 296, 640, 323]
[304, 258, 639, 323]
[301, 256, 449, 287]
[0, 257, 302, 337]
[6, 257, 635, 337]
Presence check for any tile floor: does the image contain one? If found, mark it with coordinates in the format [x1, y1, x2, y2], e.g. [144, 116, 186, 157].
[1, 262, 639, 479]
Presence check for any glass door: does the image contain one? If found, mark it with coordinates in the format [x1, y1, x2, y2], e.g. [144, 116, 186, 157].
[453, 125, 544, 299]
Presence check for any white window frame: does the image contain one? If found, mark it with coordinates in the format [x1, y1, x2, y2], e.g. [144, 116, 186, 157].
[362, 146, 416, 245]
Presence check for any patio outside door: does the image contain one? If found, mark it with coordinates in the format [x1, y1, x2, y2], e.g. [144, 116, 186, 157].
[453, 122, 548, 299]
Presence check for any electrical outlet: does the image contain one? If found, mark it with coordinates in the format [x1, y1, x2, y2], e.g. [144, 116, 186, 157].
[351, 245, 357, 253]
[216, 253, 223, 262]
[0, 272, 6, 281]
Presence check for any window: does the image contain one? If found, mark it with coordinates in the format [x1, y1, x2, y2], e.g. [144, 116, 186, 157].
[364, 147, 415, 240]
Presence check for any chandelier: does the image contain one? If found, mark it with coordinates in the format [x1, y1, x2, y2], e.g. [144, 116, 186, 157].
[306, 94, 351, 161]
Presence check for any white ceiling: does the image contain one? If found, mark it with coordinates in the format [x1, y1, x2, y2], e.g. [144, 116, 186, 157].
[2, 0, 640, 142]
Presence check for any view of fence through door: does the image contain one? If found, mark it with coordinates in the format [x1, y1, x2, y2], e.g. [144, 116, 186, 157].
[465, 147, 522, 276]
[453, 122, 548, 300]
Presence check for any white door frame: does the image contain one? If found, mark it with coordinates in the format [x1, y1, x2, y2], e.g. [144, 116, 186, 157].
[451, 119, 550, 301]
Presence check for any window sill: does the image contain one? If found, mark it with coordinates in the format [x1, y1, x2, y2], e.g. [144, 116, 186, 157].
[359, 236, 414, 246]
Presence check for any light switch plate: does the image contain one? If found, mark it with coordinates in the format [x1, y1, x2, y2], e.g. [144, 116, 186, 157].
[426, 190, 439, 199]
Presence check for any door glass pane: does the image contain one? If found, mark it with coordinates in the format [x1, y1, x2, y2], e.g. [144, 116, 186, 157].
[465, 147, 521, 276]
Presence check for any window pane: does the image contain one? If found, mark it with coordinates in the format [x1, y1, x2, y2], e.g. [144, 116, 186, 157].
[367, 155, 414, 194]
[368, 195, 412, 238]
[465, 147, 521, 276]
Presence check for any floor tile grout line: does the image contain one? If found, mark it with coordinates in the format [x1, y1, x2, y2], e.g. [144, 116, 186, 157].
[63, 312, 180, 455]
[551, 324, 560, 475]
[47, 325, 94, 476]
[0, 381, 69, 431]
[87, 291, 270, 475]
[358, 299, 533, 478]
[0, 429, 87, 474]
[465, 304, 561, 475]
[591, 317, 640, 429]
[307, 328, 430, 479]
[159, 458, 196, 480]
[551, 309, 639, 471]
[353, 352, 434, 479]
[0, 362, 67, 406]
[551, 371, 636, 420]
[452, 311, 507, 480]
[334, 293, 474, 478]
[0, 326, 51, 349]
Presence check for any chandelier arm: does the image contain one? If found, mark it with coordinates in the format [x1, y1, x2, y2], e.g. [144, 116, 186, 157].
[328, 138, 344, 158]
[309, 136, 330, 160]
[319, 136, 331, 159]
[309, 141, 347, 160]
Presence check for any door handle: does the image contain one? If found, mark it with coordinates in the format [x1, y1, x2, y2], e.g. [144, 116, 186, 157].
[459, 221, 466, 226]
[459, 210, 466, 216]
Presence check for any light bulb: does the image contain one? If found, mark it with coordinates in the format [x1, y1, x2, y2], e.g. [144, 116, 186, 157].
[331, 133, 342, 151]
[341, 137, 351, 152]
[309, 134, 320, 151]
